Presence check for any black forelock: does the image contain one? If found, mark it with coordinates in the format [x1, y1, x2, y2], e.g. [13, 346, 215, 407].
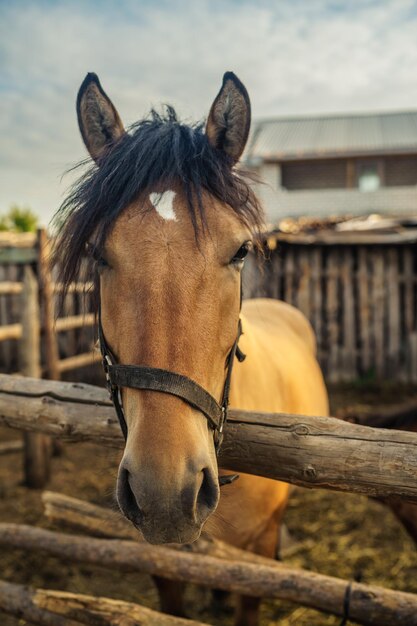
[52, 106, 264, 295]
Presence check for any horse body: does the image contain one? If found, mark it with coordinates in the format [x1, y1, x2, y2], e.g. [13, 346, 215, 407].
[56, 71, 328, 626]
[208, 297, 328, 554]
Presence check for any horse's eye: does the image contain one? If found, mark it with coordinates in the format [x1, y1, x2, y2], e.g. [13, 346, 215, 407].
[86, 243, 109, 271]
[231, 242, 251, 265]
[96, 257, 109, 271]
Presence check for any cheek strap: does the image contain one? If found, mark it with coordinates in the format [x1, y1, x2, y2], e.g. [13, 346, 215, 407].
[99, 310, 245, 460]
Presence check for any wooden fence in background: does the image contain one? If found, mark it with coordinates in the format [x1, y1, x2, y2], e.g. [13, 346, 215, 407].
[0, 230, 99, 378]
[243, 230, 417, 383]
[0, 229, 99, 488]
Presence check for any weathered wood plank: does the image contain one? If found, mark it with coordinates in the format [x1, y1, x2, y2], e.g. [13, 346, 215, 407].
[310, 247, 323, 351]
[325, 249, 339, 382]
[371, 248, 385, 378]
[340, 247, 356, 380]
[283, 247, 295, 304]
[404, 248, 416, 383]
[0, 375, 417, 501]
[387, 247, 400, 377]
[357, 247, 371, 375]
[296, 248, 310, 319]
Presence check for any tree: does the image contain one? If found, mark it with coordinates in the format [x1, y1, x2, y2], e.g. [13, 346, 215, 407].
[0, 205, 39, 233]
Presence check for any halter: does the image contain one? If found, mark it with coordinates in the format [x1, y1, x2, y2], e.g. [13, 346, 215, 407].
[98, 308, 246, 486]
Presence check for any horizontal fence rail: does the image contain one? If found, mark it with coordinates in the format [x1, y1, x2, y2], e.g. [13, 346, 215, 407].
[1, 522, 416, 626]
[0, 374, 416, 502]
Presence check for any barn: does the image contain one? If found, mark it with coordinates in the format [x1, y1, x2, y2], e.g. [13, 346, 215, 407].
[243, 110, 417, 382]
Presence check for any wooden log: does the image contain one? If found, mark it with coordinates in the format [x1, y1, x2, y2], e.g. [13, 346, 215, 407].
[38, 228, 60, 381]
[337, 407, 417, 544]
[55, 314, 95, 333]
[0, 323, 22, 342]
[1, 524, 417, 625]
[0, 375, 417, 502]
[0, 580, 78, 626]
[54, 282, 94, 294]
[20, 267, 41, 379]
[0, 439, 24, 455]
[0, 281, 23, 295]
[0, 580, 206, 626]
[41, 490, 296, 564]
[34, 587, 209, 626]
[20, 266, 51, 489]
[56, 351, 101, 373]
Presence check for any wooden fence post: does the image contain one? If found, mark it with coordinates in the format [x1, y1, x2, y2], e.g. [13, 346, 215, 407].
[37, 229, 59, 381]
[20, 265, 51, 488]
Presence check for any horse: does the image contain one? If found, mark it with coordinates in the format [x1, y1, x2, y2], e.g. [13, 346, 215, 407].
[54, 71, 329, 626]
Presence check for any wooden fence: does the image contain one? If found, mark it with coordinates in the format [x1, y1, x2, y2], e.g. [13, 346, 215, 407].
[0, 230, 99, 378]
[243, 230, 417, 383]
[0, 230, 99, 488]
[0, 374, 417, 625]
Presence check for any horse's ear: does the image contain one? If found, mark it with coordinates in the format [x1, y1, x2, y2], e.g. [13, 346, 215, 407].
[206, 72, 251, 163]
[76, 73, 125, 162]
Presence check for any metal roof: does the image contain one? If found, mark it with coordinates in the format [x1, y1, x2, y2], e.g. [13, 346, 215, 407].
[246, 110, 417, 162]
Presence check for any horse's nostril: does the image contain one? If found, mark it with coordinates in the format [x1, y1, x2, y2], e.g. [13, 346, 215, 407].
[197, 468, 219, 516]
[117, 467, 142, 526]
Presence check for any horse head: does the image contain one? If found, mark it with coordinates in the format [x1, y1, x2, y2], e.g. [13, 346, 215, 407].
[55, 72, 263, 544]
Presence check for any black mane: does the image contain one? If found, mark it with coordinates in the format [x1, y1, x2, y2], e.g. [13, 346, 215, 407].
[53, 106, 264, 293]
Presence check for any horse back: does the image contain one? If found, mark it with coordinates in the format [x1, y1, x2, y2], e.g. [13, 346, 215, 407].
[233, 298, 329, 417]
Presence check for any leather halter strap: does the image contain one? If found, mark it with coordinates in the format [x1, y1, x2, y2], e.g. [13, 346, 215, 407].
[98, 310, 245, 454]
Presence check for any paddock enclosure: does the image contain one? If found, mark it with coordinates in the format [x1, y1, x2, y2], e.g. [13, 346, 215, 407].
[0, 231, 98, 379]
[0, 232, 416, 625]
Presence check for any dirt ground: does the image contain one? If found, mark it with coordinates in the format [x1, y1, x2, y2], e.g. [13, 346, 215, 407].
[0, 384, 416, 626]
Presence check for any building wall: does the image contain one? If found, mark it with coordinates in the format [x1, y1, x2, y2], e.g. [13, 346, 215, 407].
[278, 154, 417, 191]
[385, 156, 417, 186]
[282, 159, 347, 190]
[256, 157, 417, 224]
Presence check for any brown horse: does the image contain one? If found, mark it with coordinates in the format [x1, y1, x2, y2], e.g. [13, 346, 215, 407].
[54, 72, 328, 626]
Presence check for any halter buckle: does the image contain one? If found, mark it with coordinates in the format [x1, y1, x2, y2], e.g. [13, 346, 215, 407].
[102, 354, 115, 395]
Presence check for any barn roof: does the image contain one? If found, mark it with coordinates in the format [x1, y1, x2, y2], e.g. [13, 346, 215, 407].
[246, 109, 417, 162]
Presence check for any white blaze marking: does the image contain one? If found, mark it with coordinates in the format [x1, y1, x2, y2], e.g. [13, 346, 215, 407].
[150, 190, 177, 221]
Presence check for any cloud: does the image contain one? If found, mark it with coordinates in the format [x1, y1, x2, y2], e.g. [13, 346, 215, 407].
[1, 0, 417, 223]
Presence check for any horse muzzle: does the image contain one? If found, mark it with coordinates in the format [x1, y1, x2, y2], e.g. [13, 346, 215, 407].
[116, 461, 220, 544]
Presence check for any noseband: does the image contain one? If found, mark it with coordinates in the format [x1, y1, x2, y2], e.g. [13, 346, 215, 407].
[98, 309, 245, 485]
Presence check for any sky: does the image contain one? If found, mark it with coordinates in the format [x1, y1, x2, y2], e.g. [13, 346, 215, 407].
[1, 0, 417, 225]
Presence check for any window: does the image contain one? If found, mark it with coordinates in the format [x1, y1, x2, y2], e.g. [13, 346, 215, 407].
[357, 161, 381, 192]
